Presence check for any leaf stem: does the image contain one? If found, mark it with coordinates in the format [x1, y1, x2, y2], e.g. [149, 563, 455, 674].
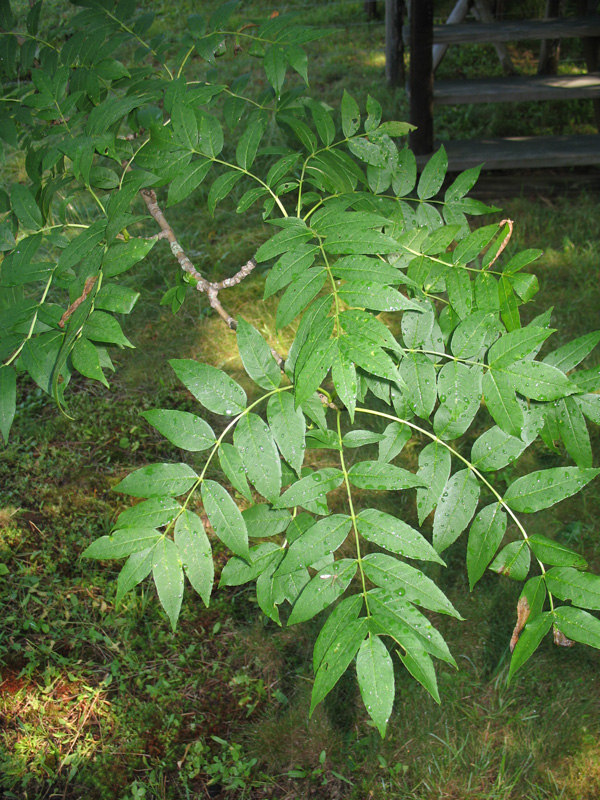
[336, 410, 370, 617]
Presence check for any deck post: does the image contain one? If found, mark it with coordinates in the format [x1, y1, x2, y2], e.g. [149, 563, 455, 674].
[409, 0, 434, 155]
[385, 0, 405, 87]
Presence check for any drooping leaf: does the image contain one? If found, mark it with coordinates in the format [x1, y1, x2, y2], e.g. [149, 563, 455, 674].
[201, 479, 249, 559]
[313, 594, 364, 670]
[116, 498, 182, 530]
[152, 537, 184, 631]
[356, 634, 394, 737]
[399, 353, 437, 419]
[275, 515, 352, 574]
[0, 365, 17, 443]
[417, 146, 447, 200]
[467, 503, 507, 589]
[82, 528, 162, 560]
[310, 617, 368, 714]
[174, 510, 213, 606]
[482, 369, 523, 437]
[219, 443, 252, 501]
[219, 543, 282, 587]
[378, 422, 411, 463]
[556, 396, 593, 468]
[507, 612, 553, 684]
[115, 548, 155, 607]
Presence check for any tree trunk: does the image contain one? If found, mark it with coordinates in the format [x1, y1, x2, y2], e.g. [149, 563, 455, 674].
[386, 0, 405, 86]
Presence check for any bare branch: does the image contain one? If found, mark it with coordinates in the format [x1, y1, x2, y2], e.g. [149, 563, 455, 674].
[140, 189, 287, 368]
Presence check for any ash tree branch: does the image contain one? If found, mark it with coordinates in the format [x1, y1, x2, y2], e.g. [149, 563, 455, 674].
[140, 188, 284, 369]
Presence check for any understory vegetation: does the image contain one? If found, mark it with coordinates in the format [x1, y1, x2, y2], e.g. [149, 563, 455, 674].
[1, 2, 600, 799]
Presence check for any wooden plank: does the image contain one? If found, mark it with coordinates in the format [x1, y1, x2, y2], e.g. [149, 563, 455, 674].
[403, 16, 600, 46]
[433, 72, 600, 105]
[415, 135, 600, 171]
[408, 0, 434, 154]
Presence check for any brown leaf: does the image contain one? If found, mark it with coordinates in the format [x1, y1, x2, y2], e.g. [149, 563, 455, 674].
[509, 596, 530, 652]
[553, 626, 575, 647]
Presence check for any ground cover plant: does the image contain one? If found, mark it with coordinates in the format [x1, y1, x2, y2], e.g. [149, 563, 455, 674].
[1, 1, 600, 798]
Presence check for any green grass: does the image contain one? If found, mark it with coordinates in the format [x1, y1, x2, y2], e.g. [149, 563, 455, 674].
[2, 1, 600, 798]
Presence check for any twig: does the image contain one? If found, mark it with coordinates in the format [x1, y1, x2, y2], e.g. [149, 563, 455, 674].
[140, 189, 287, 371]
[59, 276, 98, 328]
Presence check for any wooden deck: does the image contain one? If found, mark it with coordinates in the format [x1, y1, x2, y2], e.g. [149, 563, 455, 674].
[405, 16, 600, 46]
[415, 134, 600, 171]
[433, 72, 600, 105]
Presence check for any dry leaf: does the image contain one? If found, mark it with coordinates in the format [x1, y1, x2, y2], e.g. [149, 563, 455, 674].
[509, 596, 530, 652]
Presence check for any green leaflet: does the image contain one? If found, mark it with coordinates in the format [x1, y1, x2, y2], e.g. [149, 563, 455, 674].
[114, 463, 198, 498]
[141, 409, 216, 451]
[556, 396, 593, 468]
[267, 392, 306, 475]
[152, 537, 184, 631]
[338, 332, 400, 383]
[236, 317, 281, 390]
[310, 617, 368, 715]
[294, 337, 338, 407]
[553, 606, 600, 649]
[170, 359, 246, 417]
[363, 553, 461, 618]
[417, 145, 447, 200]
[499, 360, 576, 402]
[528, 536, 587, 569]
[0, 365, 17, 443]
[174, 511, 213, 607]
[467, 503, 507, 589]
[242, 505, 291, 538]
[275, 514, 352, 574]
[482, 369, 523, 437]
[378, 422, 411, 463]
[489, 541, 531, 581]
[432, 469, 480, 553]
[115, 548, 155, 607]
[341, 89, 360, 137]
[487, 326, 553, 368]
[433, 362, 481, 440]
[451, 311, 497, 359]
[504, 467, 600, 513]
[313, 594, 364, 671]
[508, 612, 553, 684]
[337, 281, 421, 311]
[348, 461, 426, 491]
[201, 479, 249, 559]
[356, 509, 444, 564]
[263, 245, 318, 299]
[288, 559, 357, 625]
[83, 529, 162, 560]
[543, 330, 600, 373]
[368, 589, 456, 665]
[332, 348, 358, 422]
[545, 567, 600, 610]
[219, 443, 252, 501]
[399, 353, 437, 419]
[273, 468, 344, 511]
[219, 543, 282, 587]
[276, 267, 326, 329]
[116, 498, 182, 530]
[234, 413, 281, 503]
[396, 640, 440, 703]
[356, 634, 394, 738]
[416, 442, 451, 525]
